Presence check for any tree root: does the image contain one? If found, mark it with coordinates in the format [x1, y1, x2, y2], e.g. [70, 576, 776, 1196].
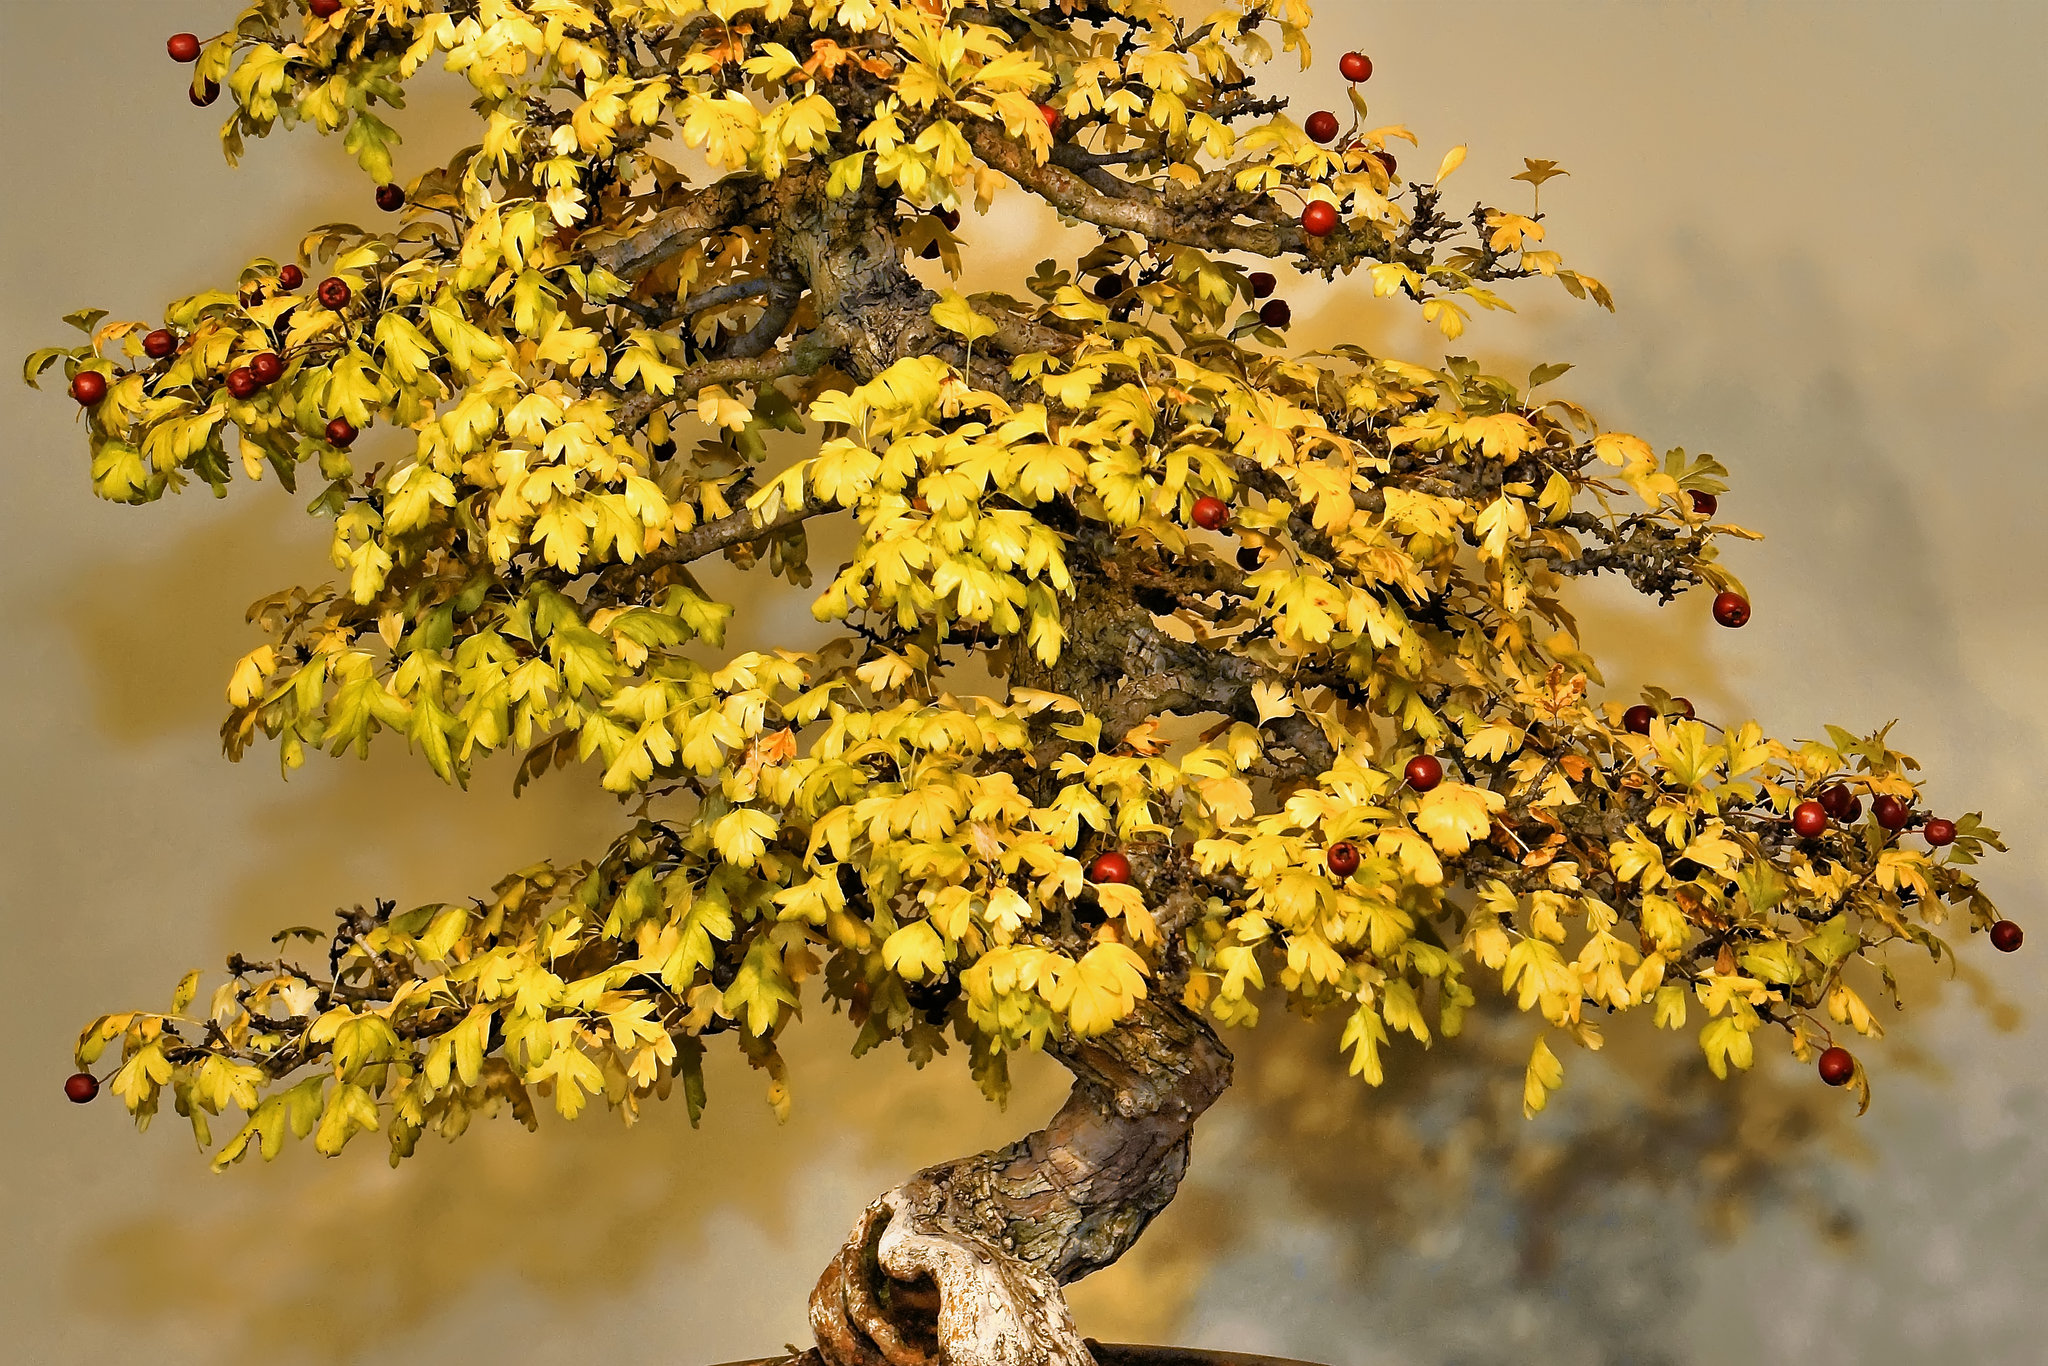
[812, 1188, 1096, 1366]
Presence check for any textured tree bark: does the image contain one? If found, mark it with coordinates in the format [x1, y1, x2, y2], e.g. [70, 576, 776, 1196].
[810, 997, 1234, 1366]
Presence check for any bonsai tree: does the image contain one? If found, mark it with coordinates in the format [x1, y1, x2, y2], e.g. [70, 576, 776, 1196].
[31, 3, 2026, 1364]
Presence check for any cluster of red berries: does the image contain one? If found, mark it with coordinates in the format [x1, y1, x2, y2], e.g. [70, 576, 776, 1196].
[1294, 52, 1387, 242]
[173, 28, 223, 107]
[71, 260, 358, 447]
[1243, 271, 1293, 330]
[1216, 54, 1381, 320]
[224, 350, 287, 400]
[1784, 785, 1959, 848]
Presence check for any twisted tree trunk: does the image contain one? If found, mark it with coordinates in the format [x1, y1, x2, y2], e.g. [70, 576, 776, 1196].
[810, 997, 1234, 1366]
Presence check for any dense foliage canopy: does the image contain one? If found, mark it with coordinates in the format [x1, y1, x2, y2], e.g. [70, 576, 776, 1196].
[34, 0, 2010, 1171]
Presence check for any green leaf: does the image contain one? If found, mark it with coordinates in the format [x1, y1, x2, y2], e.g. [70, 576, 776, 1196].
[344, 112, 400, 184]
[23, 346, 72, 387]
[1733, 859, 1787, 917]
[722, 934, 798, 1037]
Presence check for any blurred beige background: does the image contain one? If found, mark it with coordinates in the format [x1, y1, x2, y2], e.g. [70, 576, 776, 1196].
[5, 2, 2046, 1363]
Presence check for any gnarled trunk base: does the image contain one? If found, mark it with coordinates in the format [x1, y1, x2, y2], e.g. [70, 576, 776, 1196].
[811, 998, 1233, 1366]
[812, 1192, 1094, 1366]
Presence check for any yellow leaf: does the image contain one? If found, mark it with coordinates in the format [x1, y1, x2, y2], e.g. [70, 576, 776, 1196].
[931, 290, 999, 343]
[1251, 680, 1296, 724]
[1048, 942, 1148, 1037]
[1592, 432, 1653, 469]
[1523, 1034, 1564, 1117]
[710, 808, 778, 867]
[883, 920, 948, 982]
[1412, 782, 1505, 854]
[1699, 1013, 1756, 1080]
[169, 969, 202, 1015]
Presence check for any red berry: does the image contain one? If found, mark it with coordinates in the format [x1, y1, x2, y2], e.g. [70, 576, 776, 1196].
[1301, 200, 1340, 237]
[1990, 920, 2024, 953]
[1304, 110, 1340, 145]
[375, 183, 406, 213]
[1841, 795, 1863, 822]
[1817, 1047, 1855, 1087]
[1923, 817, 1956, 847]
[1622, 704, 1653, 735]
[64, 1072, 100, 1104]
[250, 352, 284, 385]
[1791, 801, 1829, 838]
[1088, 851, 1131, 884]
[1789, 802, 1828, 837]
[1326, 841, 1361, 878]
[325, 416, 359, 448]
[69, 371, 108, 406]
[1375, 150, 1398, 178]
[1404, 755, 1443, 793]
[1248, 271, 1276, 300]
[1690, 490, 1718, 517]
[1872, 794, 1909, 831]
[142, 329, 177, 360]
[1339, 51, 1373, 83]
[1711, 591, 1750, 628]
[1191, 496, 1230, 531]
[241, 286, 266, 308]
[227, 366, 260, 400]
[191, 79, 220, 107]
[167, 33, 202, 63]
[310, 0, 344, 16]
[1037, 102, 1061, 130]
[1818, 784, 1855, 820]
[317, 277, 353, 309]
[1259, 299, 1292, 329]
[1669, 697, 1696, 720]
[278, 264, 304, 290]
